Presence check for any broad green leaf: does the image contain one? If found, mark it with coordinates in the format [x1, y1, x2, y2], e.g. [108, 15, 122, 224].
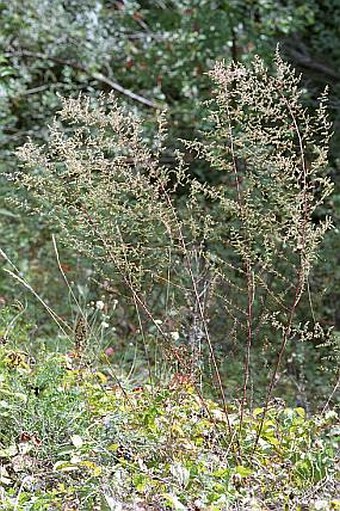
[295, 407, 306, 418]
[53, 461, 79, 472]
[80, 460, 102, 476]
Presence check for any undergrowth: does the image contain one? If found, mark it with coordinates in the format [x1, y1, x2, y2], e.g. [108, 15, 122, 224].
[0, 342, 338, 510]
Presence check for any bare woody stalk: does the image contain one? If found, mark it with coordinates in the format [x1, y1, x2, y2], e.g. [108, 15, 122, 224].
[224, 99, 255, 438]
[136, 166, 235, 439]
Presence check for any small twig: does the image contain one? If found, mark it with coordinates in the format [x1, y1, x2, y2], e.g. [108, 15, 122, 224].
[322, 369, 340, 414]
[4, 301, 27, 340]
[21, 84, 51, 96]
[52, 234, 85, 320]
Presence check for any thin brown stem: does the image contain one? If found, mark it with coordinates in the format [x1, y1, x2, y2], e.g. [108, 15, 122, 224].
[253, 97, 309, 453]
[322, 369, 340, 414]
[157, 181, 234, 440]
[225, 104, 254, 439]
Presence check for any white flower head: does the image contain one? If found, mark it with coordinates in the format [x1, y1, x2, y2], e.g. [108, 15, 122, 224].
[96, 300, 105, 311]
[170, 331, 180, 341]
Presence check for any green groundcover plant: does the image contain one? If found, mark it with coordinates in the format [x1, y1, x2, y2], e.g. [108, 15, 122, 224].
[0, 342, 338, 510]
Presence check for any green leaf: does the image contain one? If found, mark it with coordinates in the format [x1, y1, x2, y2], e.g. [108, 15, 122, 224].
[295, 407, 306, 418]
[162, 493, 187, 510]
[235, 465, 253, 477]
[53, 461, 79, 472]
[0, 444, 18, 458]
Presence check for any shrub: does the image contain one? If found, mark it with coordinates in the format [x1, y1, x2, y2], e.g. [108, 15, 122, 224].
[11, 52, 335, 417]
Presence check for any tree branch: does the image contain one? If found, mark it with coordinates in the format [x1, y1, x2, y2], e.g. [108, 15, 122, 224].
[5, 49, 161, 109]
[283, 43, 340, 83]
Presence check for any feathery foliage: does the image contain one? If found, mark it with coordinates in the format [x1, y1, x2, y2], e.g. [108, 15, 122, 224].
[12, 53, 334, 411]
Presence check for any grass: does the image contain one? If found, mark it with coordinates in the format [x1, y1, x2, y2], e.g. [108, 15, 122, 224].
[0, 337, 338, 511]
